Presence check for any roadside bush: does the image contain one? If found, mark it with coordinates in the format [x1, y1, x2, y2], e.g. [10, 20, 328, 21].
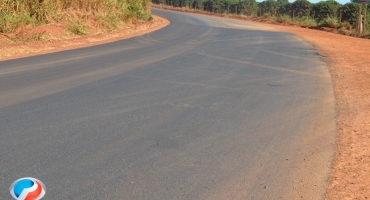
[97, 14, 121, 30]
[319, 16, 338, 28]
[263, 13, 272, 19]
[276, 14, 292, 23]
[297, 16, 317, 27]
[339, 21, 352, 30]
[0, 14, 33, 33]
[67, 21, 88, 35]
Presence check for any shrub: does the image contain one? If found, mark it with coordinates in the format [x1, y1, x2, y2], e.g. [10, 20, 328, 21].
[276, 14, 292, 23]
[97, 14, 121, 30]
[67, 22, 88, 35]
[297, 16, 317, 27]
[339, 21, 352, 30]
[319, 16, 338, 28]
[263, 13, 272, 18]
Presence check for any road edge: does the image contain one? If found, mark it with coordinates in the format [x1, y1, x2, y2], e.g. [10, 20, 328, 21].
[0, 15, 170, 61]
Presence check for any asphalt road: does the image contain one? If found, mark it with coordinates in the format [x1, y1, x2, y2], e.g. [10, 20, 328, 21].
[0, 9, 336, 199]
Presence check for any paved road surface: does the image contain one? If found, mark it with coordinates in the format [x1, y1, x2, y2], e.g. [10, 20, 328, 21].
[0, 9, 336, 199]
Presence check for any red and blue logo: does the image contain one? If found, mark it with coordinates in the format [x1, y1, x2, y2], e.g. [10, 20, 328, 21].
[10, 177, 46, 200]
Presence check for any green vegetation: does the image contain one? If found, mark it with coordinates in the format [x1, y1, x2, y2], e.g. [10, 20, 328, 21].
[319, 16, 338, 28]
[291, 0, 311, 18]
[276, 14, 293, 23]
[297, 16, 318, 27]
[0, 0, 152, 35]
[152, 0, 370, 34]
[67, 21, 88, 35]
[312, 0, 340, 21]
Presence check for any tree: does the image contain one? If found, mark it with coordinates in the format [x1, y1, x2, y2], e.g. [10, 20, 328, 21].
[259, 0, 279, 16]
[223, 0, 238, 13]
[277, 0, 289, 6]
[292, 0, 312, 18]
[203, 0, 222, 12]
[278, 2, 291, 16]
[193, 0, 205, 9]
[312, 0, 341, 21]
[339, 3, 360, 26]
[239, 0, 258, 16]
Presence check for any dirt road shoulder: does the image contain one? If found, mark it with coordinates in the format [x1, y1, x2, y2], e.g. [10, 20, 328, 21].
[260, 23, 370, 200]
[0, 15, 169, 61]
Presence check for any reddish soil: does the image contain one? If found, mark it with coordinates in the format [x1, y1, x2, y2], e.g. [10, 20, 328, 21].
[0, 15, 169, 60]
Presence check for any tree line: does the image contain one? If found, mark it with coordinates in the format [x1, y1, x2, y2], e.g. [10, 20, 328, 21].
[152, 0, 370, 30]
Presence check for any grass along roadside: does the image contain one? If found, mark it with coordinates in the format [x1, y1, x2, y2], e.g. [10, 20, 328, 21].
[0, 0, 152, 42]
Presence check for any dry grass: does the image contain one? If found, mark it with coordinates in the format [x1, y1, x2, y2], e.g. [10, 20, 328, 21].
[0, 0, 152, 38]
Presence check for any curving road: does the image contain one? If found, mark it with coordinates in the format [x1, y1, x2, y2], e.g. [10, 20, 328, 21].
[0, 9, 336, 199]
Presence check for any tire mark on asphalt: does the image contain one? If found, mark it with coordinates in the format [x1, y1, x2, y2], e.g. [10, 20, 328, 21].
[197, 52, 324, 77]
[124, 74, 327, 100]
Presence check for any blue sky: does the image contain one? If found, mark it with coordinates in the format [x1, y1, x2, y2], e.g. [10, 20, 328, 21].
[255, 0, 351, 4]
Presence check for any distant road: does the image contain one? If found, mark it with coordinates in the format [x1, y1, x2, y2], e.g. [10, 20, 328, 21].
[0, 9, 335, 199]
